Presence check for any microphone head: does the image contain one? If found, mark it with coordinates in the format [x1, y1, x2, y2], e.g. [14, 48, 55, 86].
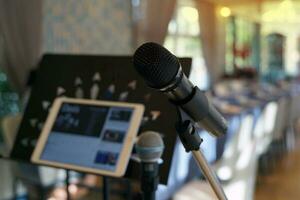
[135, 131, 164, 163]
[133, 42, 180, 89]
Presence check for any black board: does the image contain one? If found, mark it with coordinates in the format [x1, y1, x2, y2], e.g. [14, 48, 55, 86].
[11, 54, 192, 183]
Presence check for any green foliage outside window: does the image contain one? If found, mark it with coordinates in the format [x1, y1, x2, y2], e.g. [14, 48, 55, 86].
[0, 35, 20, 145]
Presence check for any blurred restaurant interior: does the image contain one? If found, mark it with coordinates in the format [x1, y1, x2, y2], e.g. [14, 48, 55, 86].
[0, 0, 300, 199]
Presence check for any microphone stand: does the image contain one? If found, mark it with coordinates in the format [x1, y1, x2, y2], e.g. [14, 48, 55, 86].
[102, 176, 110, 200]
[175, 108, 227, 200]
[65, 169, 71, 200]
[140, 162, 159, 200]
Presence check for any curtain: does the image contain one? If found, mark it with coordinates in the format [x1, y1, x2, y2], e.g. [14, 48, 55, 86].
[133, 0, 177, 47]
[196, 0, 226, 84]
[0, 0, 43, 95]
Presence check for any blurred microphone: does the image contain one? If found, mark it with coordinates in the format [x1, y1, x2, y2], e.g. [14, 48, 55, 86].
[136, 131, 164, 200]
[133, 42, 227, 137]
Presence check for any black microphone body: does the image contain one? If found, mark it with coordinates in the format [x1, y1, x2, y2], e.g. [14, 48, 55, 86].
[133, 42, 227, 137]
[136, 131, 164, 200]
[141, 162, 159, 200]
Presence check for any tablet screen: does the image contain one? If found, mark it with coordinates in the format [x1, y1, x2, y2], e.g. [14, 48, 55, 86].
[40, 102, 134, 172]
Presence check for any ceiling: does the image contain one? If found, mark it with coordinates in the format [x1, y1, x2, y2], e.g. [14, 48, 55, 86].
[206, 0, 300, 24]
[206, 0, 282, 6]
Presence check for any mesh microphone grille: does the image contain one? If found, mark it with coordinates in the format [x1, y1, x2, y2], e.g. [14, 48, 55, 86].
[136, 131, 164, 162]
[133, 42, 180, 88]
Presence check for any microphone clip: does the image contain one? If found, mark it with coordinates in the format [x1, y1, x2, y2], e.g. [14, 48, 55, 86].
[175, 108, 203, 152]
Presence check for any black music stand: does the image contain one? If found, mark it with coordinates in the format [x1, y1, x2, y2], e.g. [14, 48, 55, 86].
[9, 54, 192, 198]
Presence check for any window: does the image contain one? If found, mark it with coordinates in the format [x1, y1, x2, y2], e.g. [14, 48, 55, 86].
[164, 0, 209, 90]
[0, 33, 20, 148]
[225, 16, 258, 74]
[0, 34, 20, 117]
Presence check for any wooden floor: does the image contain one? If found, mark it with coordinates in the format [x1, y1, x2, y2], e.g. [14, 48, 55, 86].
[255, 143, 300, 200]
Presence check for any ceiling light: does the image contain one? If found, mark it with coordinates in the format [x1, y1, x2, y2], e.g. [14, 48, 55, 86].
[220, 7, 231, 18]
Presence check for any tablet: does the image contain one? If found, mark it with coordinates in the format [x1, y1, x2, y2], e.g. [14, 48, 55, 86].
[31, 97, 144, 177]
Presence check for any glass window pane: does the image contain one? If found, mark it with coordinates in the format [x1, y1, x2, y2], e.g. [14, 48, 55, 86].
[164, 0, 208, 89]
[177, 6, 200, 36]
[167, 19, 177, 35]
[164, 35, 177, 54]
[176, 37, 201, 57]
[0, 34, 20, 117]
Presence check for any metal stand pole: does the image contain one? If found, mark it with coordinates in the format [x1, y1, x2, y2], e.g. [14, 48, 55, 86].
[175, 116, 227, 200]
[192, 150, 227, 200]
[102, 177, 109, 200]
[65, 170, 71, 200]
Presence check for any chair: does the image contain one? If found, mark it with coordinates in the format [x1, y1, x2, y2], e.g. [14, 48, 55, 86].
[280, 91, 300, 153]
[254, 101, 278, 157]
[269, 96, 290, 159]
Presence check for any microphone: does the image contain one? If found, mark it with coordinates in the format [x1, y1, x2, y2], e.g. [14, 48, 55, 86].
[135, 131, 164, 200]
[133, 42, 227, 137]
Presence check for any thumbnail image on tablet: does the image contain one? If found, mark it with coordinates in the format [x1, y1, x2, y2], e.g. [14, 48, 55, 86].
[31, 97, 144, 177]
